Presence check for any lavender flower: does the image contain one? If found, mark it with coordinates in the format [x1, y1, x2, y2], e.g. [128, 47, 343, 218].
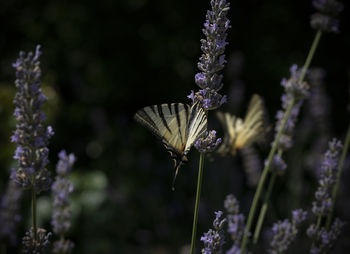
[307, 68, 331, 136]
[292, 209, 308, 225]
[240, 146, 261, 187]
[195, 130, 222, 153]
[312, 139, 343, 216]
[201, 211, 227, 254]
[269, 209, 307, 254]
[10, 45, 54, 193]
[307, 218, 345, 254]
[188, 0, 230, 110]
[311, 0, 343, 33]
[0, 180, 22, 245]
[266, 155, 287, 175]
[224, 194, 245, 254]
[22, 228, 51, 254]
[275, 65, 309, 152]
[51, 150, 76, 254]
[52, 239, 74, 254]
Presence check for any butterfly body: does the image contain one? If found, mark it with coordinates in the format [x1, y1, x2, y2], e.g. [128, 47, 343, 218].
[217, 94, 266, 156]
[134, 103, 207, 186]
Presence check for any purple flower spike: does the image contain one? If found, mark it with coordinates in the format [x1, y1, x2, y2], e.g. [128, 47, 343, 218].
[51, 150, 76, 254]
[269, 209, 306, 254]
[201, 211, 227, 253]
[311, 0, 343, 33]
[190, 0, 230, 110]
[194, 130, 222, 153]
[312, 138, 343, 216]
[10, 45, 53, 193]
[224, 194, 246, 252]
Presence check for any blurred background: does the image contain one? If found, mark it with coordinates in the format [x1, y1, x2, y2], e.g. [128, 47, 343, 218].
[0, 0, 349, 253]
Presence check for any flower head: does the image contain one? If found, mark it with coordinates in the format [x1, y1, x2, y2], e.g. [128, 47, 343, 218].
[307, 218, 346, 253]
[275, 65, 309, 152]
[201, 211, 227, 254]
[51, 150, 76, 252]
[10, 45, 53, 193]
[191, 0, 230, 110]
[311, 0, 343, 33]
[269, 209, 306, 254]
[22, 228, 51, 254]
[266, 155, 287, 175]
[195, 130, 222, 153]
[224, 194, 246, 252]
[312, 138, 342, 216]
[0, 180, 22, 245]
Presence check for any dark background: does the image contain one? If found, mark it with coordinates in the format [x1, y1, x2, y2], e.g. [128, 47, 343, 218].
[0, 0, 349, 253]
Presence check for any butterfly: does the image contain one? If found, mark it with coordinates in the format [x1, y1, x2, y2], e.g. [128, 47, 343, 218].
[134, 103, 207, 189]
[216, 94, 266, 156]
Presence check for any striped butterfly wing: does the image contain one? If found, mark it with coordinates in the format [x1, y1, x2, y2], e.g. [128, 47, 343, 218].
[184, 104, 208, 153]
[135, 103, 207, 189]
[216, 111, 244, 156]
[134, 103, 190, 155]
[234, 94, 265, 149]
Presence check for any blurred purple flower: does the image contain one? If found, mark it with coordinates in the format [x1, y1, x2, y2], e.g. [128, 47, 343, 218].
[307, 218, 345, 253]
[312, 138, 342, 216]
[240, 146, 261, 187]
[269, 209, 307, 254]
[224, 194, 245, 253]
[311, 0, 343, 33]
[0, 180, 22, 246]
[10, 45, 53, 193]
[22, 228, 51, 254]
[266, 155, 287, 175]
[275, 65, 309, 152]
[51, 150, 76, 253]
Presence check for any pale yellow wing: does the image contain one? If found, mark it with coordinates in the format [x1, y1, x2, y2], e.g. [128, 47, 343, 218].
[134, 103, 190, 154]
[216, 111, 244, 156]
[234, 94, 265, 149]
[184, 104, 208, 153]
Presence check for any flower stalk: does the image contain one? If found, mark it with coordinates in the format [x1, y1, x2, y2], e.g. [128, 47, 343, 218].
[326, 124, 350, 228]
[240, 29, 323, 253]
[190, 153, 205, 254]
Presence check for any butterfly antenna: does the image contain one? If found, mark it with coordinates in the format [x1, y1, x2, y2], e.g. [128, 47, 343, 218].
[171, 161, 182, 191]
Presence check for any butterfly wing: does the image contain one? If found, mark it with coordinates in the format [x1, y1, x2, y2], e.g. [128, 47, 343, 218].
[135, 103, 207, 190]
[216, 111, 244, 156]
[183, 104, 208, 154]
[134, 103, 190, 155]
[234, 94, 265, 149]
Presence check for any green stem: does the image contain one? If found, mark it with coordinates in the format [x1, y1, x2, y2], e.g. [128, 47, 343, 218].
[299, 30, 322, 82]
[32, 186, 37, 241]
[240, 29, 323, 253]
[326, 124, 350, 229]
[253, 171, 277, 244]
[312, 215, 322, 248]
[240, 98, 295, 253]
[190, 153, 205, 254]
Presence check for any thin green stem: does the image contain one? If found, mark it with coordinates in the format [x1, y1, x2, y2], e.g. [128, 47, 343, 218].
[240, 30, 323, 252]
[32, 186, 37, 241]
[311, 215, 323, 248]
[299, 30, 322, 82]
[253, 171, 277, 244]
[326, 124, 350, 229]
[240, 99, 295, 253]
[190, 153, 205, 254]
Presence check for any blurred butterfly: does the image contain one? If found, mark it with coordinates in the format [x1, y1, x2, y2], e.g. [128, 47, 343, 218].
[216, 94, 267, 156]
[134, 103, 207, 189]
